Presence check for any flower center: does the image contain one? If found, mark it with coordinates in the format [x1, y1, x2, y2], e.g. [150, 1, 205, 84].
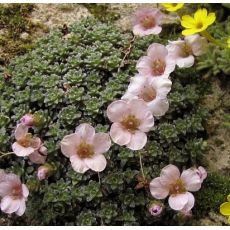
[169, 179, 186, 195]
[17, 134, 38, 148]
[11, 184, 22, 199]
[121, 114, 141, 132]
[141, 16, 156, 29]
[77, 142, 94, 159]
[196, 22, 203, 29]
[152, 59, 166, 76]
[140, 85, 156, 102]
[180, 43, 192, 57]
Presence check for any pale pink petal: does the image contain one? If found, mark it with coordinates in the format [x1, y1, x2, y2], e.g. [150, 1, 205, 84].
[176, 55, 195, 68]
[126, 130, 147, 150]
[12, 142, 35, 157]
[147, 97, 169, 117]
[146, 25, 162, 35]
[138, 111, 154, 132]
[133, 24, 147, 36]
[106, 100, 129, 123]
[29, 151, 46, 164]
[136, 56, 154, 76]
[151, 77, 172, 96]
[164, 57, 176, 76]
[15, 199, 26, 216]
[149, 177, 169, 199]
[121, 92, 138, 101]
[75, 123, 95, 143]
[0, 181, 12, 197]
[22, 184, 29, 198]
[147, 43, 168, 60]
[185, 34, 208, 56]
[93, 133, 111, 155]
[128, 98, 150, 120]
[168, 193, 189, 211]
[181, 168, 202, 192]
[84, 154, 107, 172]
[197, 166, 207, 182]
[181, 192, 195, 212]
[70, 155, 89, 173]
[126, 75, 146, 95]
[60, 133, 81, 158]
[160, 164, 180, 186]
[110, 123, 131, 146]
[0, 196, 21, 214]
[15, 124, 28, 140]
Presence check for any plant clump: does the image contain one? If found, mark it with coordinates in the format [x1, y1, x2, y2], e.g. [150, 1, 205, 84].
[0, 16, 229, 225]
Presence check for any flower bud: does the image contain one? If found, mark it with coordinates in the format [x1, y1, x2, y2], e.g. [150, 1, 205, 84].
[148, 202, 164, 217]
[195, 166, 207, 183]
[20, 114, 34, 127]
[37, 163, 53, 181]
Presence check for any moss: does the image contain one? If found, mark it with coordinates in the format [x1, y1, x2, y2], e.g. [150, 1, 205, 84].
[0, 4, 36, 64]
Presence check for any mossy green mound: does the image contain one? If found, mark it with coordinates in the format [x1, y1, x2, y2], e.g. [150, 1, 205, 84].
[0, 17, 229, 225]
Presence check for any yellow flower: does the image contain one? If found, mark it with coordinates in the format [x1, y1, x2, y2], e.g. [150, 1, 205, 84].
[161, 3, 184, 12]
[220, 194, 230, 224]
[181, 8, 216, 36]
[227, 37, 230, 48]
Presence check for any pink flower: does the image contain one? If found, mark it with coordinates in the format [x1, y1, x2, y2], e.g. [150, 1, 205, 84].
[122, 75, 172, 117]
[131, 8, 164, 36]
[61, 123, 111, 173]
[0, 173, 29, 216]
[107, 98, 154, 150]
[20, 114, 35, 127]
[37, 165, 50, 180]
[149, 164, 202, 211]
[166, 34, 208, 68]
[136, 43, 175, 78]
[12, 124, 41, 157]
[29, 146, 48, 164]
[149, 202, 164, 216]
[193, 166, 207, 183]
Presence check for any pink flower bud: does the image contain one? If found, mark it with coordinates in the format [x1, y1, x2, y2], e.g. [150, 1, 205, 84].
[148, 203, 163, 216]
[37, 165, 50, 180]
[20, 114, 34, 127]
[195, 166, 207, 183]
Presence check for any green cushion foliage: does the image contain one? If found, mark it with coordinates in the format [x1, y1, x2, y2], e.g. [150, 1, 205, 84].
[0, 17, 229, 225]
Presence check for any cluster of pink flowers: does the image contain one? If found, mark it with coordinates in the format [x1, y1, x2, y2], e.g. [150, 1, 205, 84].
[1, 6, 209, 218]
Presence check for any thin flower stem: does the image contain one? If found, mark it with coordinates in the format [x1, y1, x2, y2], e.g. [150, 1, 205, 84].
[138, 151, 146, 180]
[0, 152, 14, 158]
[201, 30, 226, 48]
[98, 172, 101, 185]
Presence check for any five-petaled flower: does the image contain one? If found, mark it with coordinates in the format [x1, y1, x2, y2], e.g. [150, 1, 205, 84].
[181, 8, 216, 36]
[12, 124, 41, 157]
[161, 3, 184, 12]
[167, 34, 208, 68]
[61, 123, 111, 173]
[122, 75, 172, 117]
[136, 43, 175, 78]
[220, 194, 230, 224]
[149, 164, 202, 212]
[107, 98, 154, 150]
[131, 8, 164, 36]
[0, 171, 29, 216]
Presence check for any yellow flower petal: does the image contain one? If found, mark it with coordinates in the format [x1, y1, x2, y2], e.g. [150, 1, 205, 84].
[205, 12, 216, 26]
[182, 28, 198, 36]
[181, 15, 196, 28]
[194, 8, 208, 22]
[228, 194, 230, 202]
[220, 202, 230, 216]
[228, 216, 230, 224]
[161, 3, 184, 12]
